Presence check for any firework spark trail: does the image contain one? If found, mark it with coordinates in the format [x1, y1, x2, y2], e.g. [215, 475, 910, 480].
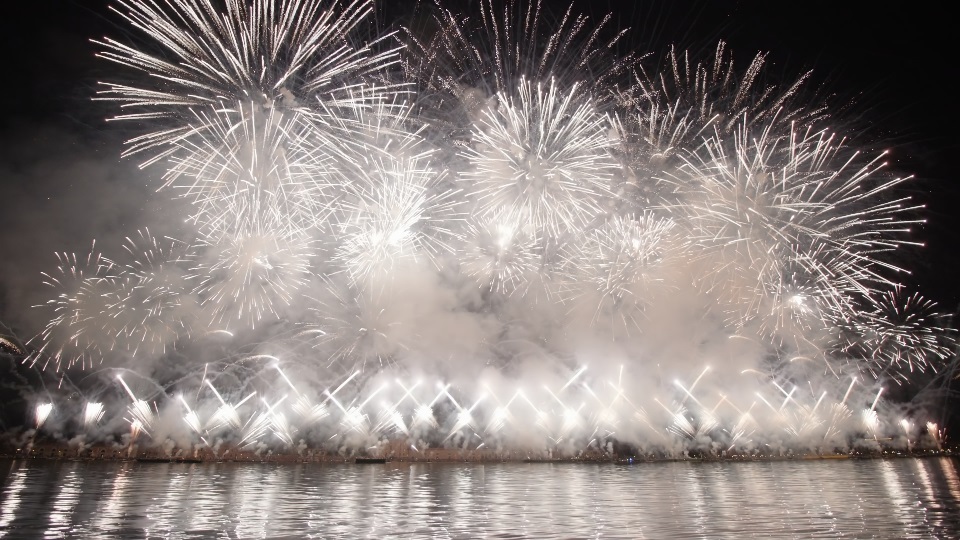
[83, 402, 106, 428]
[305, 86, 422, 168]
[276, 365, 331, 424]
[178, 395, 203, 434]
[117, 375, 156, 440]
[238, 395, 288, 447]
[0, 336, 24, 355]
[34, 403, 53, 430]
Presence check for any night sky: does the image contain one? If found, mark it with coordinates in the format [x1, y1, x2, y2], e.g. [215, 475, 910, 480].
[0, 0, 956, 375]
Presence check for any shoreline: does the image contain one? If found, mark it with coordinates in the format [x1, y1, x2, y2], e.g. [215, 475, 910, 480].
[3, 443, 956, 465]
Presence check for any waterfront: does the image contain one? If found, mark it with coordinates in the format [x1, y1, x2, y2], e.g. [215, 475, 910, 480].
[2, 457, 960, 538]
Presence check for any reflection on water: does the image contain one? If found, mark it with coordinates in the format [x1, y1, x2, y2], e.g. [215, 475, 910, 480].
[2, 458, 960, 538]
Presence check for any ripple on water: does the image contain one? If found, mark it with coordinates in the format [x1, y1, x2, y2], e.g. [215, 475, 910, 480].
[1, 458, 959, 538]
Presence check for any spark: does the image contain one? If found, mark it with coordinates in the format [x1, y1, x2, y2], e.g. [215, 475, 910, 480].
[83, 402, 105, 428]
[35, 403, 53, 430]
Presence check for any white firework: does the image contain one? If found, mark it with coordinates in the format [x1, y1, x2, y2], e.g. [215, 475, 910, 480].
[560, 213, 676, 334]
[306, 86, 423, 170]
[746, 249, 853, 352]
[35, 403, 54, 430]
[194, 215, 317, 328]
[335, 153, 463, 284]
[618, 41, 825, 174]
[612, 42, 828, 212]
[672, 118, 921, 347]
[108, 229, 198, 356]
[303, 279, 408, 374]
[850, 290, 956, 376]
[83, 402, 106, 428]
[20, 0, 949, 411]
[460, 209, 541, 295]
[28, 248, 125, 370]
[462, 78, 617, 236]
[164, 102, 335, 230]
[403, 0, 636, 105]
[96, 0, 400, 164]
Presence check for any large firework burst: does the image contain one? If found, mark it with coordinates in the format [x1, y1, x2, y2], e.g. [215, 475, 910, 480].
[671, 119, 921, 353]
[462, 78, 618, 236]
[96, 0, 400, 163]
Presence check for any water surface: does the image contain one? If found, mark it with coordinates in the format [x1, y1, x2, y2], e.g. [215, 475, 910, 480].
[2, 457, 959, 538]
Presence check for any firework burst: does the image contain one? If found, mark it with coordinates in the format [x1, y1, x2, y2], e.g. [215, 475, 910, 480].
[194, 214, 317, 328]
[335, 152, 463, 283]
[460, 209, 541, 295]
[107, 230, 198, 356]
[850, 290, 956, 377]
[28, 248, 125, 370]
[462, 78, 617, 236]
[560, 213, 677, 335]
[164, 102, 335, 229]
[403, 0, 636, 107]
[96, 0, 400, 164]
[618, 42, 826, 174]
[34, 403, 53, 430]
[303, 279, 409, 375]
[671, 119, 922, 353]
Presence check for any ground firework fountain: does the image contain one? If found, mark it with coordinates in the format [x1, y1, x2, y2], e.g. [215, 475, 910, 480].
[7, 0, 957, 460]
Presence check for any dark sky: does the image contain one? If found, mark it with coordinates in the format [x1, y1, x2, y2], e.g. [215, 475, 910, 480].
[0, 0, 957, 325]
